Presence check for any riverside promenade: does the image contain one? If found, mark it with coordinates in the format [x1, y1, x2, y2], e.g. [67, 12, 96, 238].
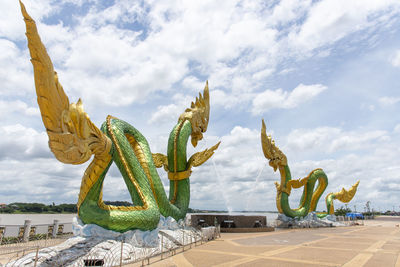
[138, 216, 400, 267]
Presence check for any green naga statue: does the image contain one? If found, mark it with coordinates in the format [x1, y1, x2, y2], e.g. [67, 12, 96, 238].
[20, 1, 219, 232]
[260, 120, 359, 218]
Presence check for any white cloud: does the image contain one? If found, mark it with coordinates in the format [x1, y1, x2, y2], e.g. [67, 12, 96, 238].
[394, 124, 400, 133]
[77, 0, 147, 27]
[58, 23, 189, 106]
[0, 39, 34, 96]
[252, 68, 274, 80]
[5, 0, 398, 110]
[379, 96, 400, 106]
[286, 84, 327, 107]
[252, 83, 327, 114]
[252, 88, 287, 112]
[288, 0, 400, 51]
[269, 0, 312, 26]
[0, 100, 39, 118]
[7, 0, 395, 112]
[0, 124, 50, 160]
[285, 127, 388, 154]
[360, 103, 376, 111]
[149, 93, 195, 124]
[149, 103, 182, 124]
[391, 50, 400, 67]
[0, 157, 86, 204]
[0, 0, 57, 41]
[181, 76, 205, 93]
[211, 89, 245, 109]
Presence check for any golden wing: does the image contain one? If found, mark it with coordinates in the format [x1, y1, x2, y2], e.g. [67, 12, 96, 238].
[261, 119, 287, 171]
[179, 81, 210, 147]
[20, 1, 110, 164]
[188, 141, 220, 168]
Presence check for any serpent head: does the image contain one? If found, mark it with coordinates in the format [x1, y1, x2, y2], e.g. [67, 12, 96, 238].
[179, 81, 210, 147]
[261, 119, 287, 171]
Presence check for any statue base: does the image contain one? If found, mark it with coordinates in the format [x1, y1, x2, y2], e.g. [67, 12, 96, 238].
[276, 213, 344, 228]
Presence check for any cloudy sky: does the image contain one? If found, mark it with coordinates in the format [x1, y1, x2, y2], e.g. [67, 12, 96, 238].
[1, 0, 400, 213]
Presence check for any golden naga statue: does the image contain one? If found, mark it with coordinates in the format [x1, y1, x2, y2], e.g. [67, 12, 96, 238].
[261, 119, 359, 218]
[20, 1, 219, 232]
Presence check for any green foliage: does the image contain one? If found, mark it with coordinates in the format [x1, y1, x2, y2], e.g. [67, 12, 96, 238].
[0, 234, 49, 245]
[187, 207, 196, 213]
[58, 203, 77, 212]
[0, 205, 15, 213]
[334, 206, 352, 216]
[8, 203, 47, 213]
[0, 202, 77, 214]
[1, 236, 20, 245]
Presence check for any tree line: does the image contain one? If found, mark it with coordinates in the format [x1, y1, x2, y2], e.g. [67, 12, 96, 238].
[0, 202, 77, 213]
[334, 206, 393, 216]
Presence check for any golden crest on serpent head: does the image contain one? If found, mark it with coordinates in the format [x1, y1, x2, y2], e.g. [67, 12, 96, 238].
[261, 119, 287, 171]
[179, 81, 210, 147]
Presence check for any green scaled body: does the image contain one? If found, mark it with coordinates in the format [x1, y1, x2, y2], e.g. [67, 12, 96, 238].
[78, 118, 193, 232]
[276, 165, 329, 218]
[75, 83, 217, 233]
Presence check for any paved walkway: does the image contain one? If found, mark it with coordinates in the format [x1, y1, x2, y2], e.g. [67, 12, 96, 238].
[133, 216, 400, 267]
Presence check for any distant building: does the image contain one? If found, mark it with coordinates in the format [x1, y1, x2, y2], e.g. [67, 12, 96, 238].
[0, 203, 6, 209]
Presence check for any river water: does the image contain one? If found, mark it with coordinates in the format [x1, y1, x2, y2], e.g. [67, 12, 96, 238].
[0, 213, 76, 225]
